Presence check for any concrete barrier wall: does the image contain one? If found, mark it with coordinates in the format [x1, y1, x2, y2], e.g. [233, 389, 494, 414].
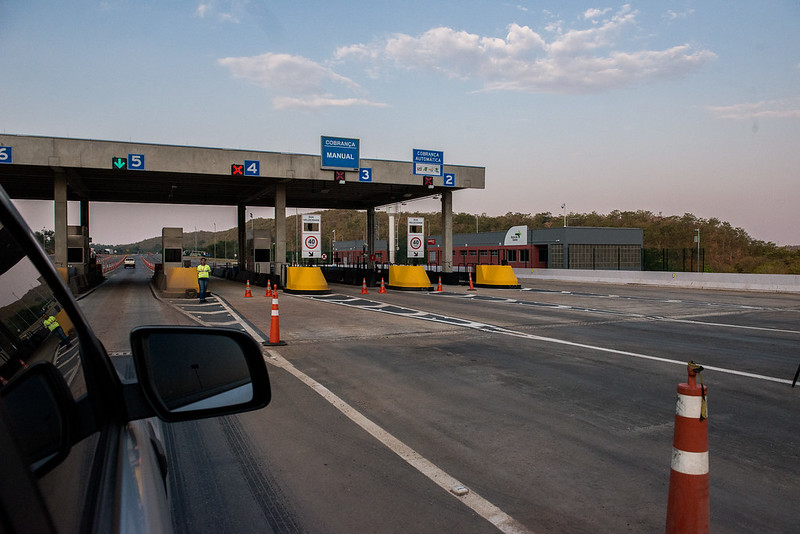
[513, 268, 800, 293]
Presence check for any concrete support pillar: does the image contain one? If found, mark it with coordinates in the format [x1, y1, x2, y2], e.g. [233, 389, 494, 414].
[275, 184, 286, 283]
[441, 190, 453, 273]
[80, 198, 89, 263]
[54, 172, 68, 269]
[388, 211, 396, 265]
[237, 205, 246, 270]
[366, 207, 375, 269]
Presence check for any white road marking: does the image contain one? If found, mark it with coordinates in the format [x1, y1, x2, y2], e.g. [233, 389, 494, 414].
[265, 348, 533, 534]
[308, 295, 793, 386]
[203, 294, 533, 533]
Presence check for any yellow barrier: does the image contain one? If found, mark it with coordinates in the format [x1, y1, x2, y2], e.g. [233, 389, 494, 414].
[388, 265, 432, 290]
[475, 265, 520, 288]
[55, 309, 74, 337]
[165, 267, 200, 292]
[57, 267, 69, 283]
[285, 266, 330, 294]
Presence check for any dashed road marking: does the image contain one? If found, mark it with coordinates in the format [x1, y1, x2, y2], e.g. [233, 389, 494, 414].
[160, 291, 533, 533]
[303, 294, 793, 385]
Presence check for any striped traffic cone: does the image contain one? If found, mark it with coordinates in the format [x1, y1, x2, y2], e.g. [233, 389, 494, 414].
[436, 276, 443, 292]
[379, 277, 387, 293]
[468, 271, 476, 291]
[265, 285, 286, 346]
[361, 278, 369, 294]
[244, 280, 253, 297]
[265, 283, 272, 297]
[665, 362, 709, 534]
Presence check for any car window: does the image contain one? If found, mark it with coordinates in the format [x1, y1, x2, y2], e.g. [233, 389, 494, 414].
[0, 227, 87, 400]
[0, 221, 98, 532]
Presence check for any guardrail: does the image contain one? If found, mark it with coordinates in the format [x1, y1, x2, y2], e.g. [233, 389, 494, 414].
[514, 268, 800, 293]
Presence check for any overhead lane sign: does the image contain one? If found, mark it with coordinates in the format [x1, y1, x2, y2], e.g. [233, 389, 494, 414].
[321, 136, 360, 171]
[412, 149, 443, 177]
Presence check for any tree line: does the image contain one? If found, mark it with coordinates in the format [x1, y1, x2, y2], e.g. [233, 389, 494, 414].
[107, 209, 799, 274]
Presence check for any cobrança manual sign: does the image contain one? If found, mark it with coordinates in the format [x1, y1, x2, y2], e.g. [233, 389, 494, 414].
[321, 136, 360, 171]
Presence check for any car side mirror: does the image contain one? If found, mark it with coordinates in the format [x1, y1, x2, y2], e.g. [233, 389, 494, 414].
[130, 326, 271, 422]
[0, 362, 73, 477]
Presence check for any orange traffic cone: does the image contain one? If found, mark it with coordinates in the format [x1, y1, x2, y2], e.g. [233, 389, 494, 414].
[244, 280, 253, 297]
[436, 276, 443, 292]
[379, 277, 387, 293]
[665, 362, 709, 534]
[18, 359, 27, 369]
[0, 376, 6, 386]
[361, 278, 369, 294]
[468, 271, 476, 291]
[265, 285, 286, 346]
[265, 284, 272, 297]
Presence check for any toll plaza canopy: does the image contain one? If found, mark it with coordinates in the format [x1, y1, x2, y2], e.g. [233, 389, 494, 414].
[0, 134, 485, 275]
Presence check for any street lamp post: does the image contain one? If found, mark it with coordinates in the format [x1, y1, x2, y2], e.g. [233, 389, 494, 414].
[695, 228, 700, 272]
[213, 223, 216, 263]
[562, 203, 567, 227]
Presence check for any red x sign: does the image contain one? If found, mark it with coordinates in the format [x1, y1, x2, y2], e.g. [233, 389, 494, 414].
[231, 164, 244, 175]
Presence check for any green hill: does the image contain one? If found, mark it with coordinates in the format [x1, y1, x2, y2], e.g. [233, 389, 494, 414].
[119, 209, 800, 274]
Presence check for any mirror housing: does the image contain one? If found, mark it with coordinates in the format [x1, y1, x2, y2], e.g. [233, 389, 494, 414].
[130, 326, 271, 422]
[0, 362, 73, 477]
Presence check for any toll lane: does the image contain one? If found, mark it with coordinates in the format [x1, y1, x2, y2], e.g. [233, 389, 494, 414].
[76, 272, 800, 533]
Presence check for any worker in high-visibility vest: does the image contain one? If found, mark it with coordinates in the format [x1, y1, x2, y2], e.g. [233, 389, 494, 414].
[42, 311, 70, 346]
[197, 256, 211, 303]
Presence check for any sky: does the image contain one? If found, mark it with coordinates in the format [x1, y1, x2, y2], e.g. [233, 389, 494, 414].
[2, 1, 799, 245]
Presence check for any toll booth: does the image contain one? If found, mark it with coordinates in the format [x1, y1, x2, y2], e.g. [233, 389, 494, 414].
[247, 229, 272, 273]
[162, 227, 183, 270]
[67, 225, 89, 275]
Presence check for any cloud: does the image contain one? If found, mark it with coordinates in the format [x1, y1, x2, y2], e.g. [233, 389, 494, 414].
[336, 5, 716, 94]
[663, 8, 695, 21]
[194, 1, 245, 23]
[217, 52, 386, 110]
[584, 7, 612, 20]
[708, 100, 800, 120]
[273, 96, 388, 111]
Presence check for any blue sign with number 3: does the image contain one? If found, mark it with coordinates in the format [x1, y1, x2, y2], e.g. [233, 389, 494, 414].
[359, 168, 372, 182]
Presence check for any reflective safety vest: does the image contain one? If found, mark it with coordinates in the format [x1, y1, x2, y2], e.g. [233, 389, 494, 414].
[43, 315, 60, 331]
[197, 264, 211, 279]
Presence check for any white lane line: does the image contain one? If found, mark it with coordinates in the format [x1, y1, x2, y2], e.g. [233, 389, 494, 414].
[264, 348, 533, 534]
[212, 295, 533, 533]
[660, 317, 800, 335]
[309, 295, 793, 386]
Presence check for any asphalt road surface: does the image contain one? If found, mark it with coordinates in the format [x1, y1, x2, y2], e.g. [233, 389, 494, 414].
[78, 257, 800, 533]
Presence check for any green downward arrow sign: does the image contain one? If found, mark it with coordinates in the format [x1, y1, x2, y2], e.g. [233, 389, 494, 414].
[112, 157, 127, 169]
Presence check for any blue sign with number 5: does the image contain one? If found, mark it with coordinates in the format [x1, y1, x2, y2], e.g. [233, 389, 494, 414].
[0, 147, 12, 164]
[359, 168, 372, 182]
[128, 154, 145, 170]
